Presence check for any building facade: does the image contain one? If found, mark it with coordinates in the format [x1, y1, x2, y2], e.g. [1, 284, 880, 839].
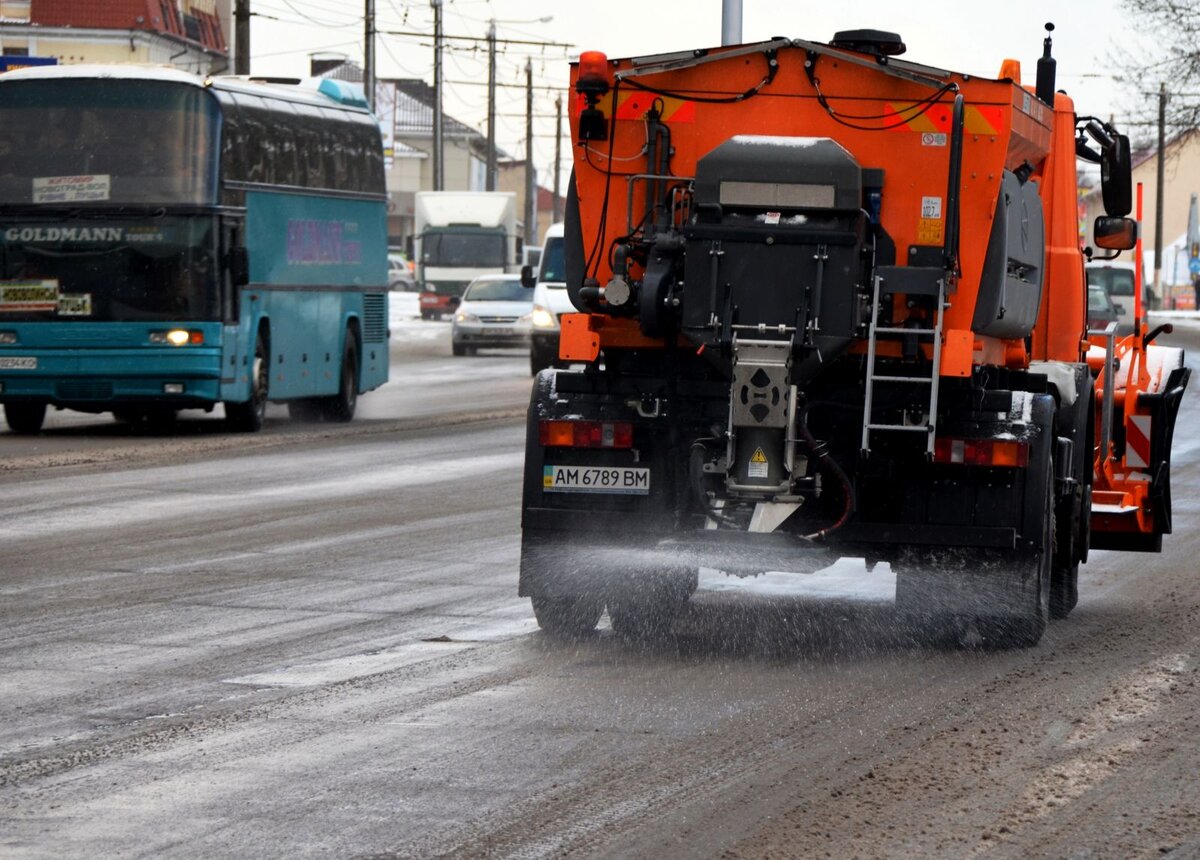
[1082, 130, 1200, 306]
[0, 0, 229, 75]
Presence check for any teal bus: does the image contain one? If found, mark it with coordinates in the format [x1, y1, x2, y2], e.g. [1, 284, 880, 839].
[0, 65, 389, 433]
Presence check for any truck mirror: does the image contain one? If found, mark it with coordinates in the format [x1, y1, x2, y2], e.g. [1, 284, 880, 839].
[1101, 133, 1132, 217]
[520, 264, 535, 288]
[228, 246, 250, 286]
[1094, 216, 1138, 251]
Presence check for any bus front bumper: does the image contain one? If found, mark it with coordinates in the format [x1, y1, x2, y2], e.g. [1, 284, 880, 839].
[0, 348, 225, 410]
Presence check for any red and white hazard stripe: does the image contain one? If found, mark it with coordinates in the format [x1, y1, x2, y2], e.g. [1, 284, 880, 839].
[1126, 415, 1152, 468]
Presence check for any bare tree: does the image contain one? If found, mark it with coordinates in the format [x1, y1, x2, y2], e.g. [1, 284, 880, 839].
[1114, 0, 1200, 139]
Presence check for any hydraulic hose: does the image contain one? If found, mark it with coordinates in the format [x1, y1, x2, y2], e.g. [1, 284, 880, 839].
[797, 406, 855, 540]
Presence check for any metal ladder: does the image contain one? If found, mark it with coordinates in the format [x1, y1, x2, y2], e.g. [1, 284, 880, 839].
[860, 271, 947, 456]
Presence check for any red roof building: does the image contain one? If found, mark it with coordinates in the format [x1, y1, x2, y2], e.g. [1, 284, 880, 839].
[2, 1, 229, 73]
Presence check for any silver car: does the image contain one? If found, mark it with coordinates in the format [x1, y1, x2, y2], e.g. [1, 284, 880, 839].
[451, 274, 533, 356]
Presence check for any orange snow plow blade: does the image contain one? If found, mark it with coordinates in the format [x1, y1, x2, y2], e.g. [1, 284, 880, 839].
[1088, 185, 1191, 551]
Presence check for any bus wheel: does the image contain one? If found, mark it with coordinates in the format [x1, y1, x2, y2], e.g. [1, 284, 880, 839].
[321, 336, 358, 422]
[226, 333, 269, 432]
[4, 401, 46, 435]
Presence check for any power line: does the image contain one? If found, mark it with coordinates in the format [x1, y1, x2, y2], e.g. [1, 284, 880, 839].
[378, 28, 571, 49]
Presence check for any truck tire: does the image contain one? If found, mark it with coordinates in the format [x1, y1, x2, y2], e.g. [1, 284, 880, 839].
[607, 570, 696, 642]
[531, 596, 603, 639]
[978, 463, 1052, 648]
[893, 552, 966, 648]
[4, 401, 46, 435]
[1050, 486, 1081, 619]
[226, 332, 268, 432]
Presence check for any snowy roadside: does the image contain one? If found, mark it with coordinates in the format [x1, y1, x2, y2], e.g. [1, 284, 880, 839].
[388, 290, 446, 341]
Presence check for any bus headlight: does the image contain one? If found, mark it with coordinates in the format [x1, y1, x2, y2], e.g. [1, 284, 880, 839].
[150, 329, 203, 345]
[530, 305, 556, 329]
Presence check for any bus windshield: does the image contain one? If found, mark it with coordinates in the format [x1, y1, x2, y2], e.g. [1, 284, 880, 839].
[422, 229, 506, 267]
[0, 79, 219, 207]
[0, 217, 219, 321]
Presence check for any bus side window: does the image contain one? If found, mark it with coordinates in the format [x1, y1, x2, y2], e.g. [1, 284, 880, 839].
[276, 105, 300, 188]
[222, 223, 244, 324]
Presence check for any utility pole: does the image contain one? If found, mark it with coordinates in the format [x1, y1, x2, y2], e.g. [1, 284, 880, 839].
[234, 0, 250, 75]
[486, 21, 497, 191]
[552, 95, 563, 224]
[364, 0, 375, 112]
[1154, 82, 1166, 310]
[524, 59, 536, 246]
[431, 0, 444, 191]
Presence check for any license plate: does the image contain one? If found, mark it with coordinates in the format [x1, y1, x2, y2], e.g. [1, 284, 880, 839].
[482, 327, 510, 336]
[543, 465, 650, 495]
[0, 356, 36, 370]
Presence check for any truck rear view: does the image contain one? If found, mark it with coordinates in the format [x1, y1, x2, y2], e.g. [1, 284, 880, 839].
[519, 28, 1190, 647]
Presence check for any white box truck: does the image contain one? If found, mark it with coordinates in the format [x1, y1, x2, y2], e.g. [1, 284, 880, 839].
[414, 191, 518, 320]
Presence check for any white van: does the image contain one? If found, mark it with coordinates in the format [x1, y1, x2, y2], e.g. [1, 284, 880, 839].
[1085, 261, 1137, 334]
[527, 223, 574, 375]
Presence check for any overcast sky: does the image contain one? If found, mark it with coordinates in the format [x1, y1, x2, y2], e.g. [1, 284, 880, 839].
[249, 0, 1138, 193]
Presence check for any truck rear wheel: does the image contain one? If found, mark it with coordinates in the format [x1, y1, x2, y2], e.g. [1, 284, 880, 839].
[531, 596, 603, 639]
[978, 465, 1053, 648]
[4, 401, 46, 435]
[1050, 486, 1081, 619]
[607, 571, 696, 641]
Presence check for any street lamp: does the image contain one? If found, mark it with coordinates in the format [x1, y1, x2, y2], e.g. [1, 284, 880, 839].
[486, 15, 552, 192]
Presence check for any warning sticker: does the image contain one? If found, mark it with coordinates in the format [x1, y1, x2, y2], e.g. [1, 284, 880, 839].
[763, 211, 781, 225]
[748, 447, 769, 479]
[917, 217, 944, 244]
[0, 280, 58, 312]
[921, 196, 943, 219]
[32, 175, 111, 204]
[921, 132, 948, 147]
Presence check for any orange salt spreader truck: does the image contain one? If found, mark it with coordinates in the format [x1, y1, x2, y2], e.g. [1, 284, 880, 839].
[518, 26, 1190, 648]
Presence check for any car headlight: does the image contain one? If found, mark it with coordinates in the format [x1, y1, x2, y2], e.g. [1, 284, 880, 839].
[530, 305, 556, 329]
[455, 311, 479, 323]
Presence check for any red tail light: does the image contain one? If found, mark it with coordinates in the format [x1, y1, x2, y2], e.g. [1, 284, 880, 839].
[539, 419, 633, 449]
[934, 437, 1030, 467]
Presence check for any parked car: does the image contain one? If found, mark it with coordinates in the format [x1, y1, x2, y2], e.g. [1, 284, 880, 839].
[451, 274, 533, 356]
[1087, 283, 1122, 333]
[1085, 261, 1138, 332]
[388, 251, 416, 291]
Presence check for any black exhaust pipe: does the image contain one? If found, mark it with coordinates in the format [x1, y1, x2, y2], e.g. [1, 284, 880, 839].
[1036, 22, 1056, 106]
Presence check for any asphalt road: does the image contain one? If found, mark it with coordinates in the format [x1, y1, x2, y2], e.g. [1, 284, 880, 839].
[1, 320, 1199, 858]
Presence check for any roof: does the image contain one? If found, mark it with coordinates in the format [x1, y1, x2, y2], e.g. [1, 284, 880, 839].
[385, 78, 483, 141]
[29, 0, 226, 53]
[0, 63, 375, 115]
